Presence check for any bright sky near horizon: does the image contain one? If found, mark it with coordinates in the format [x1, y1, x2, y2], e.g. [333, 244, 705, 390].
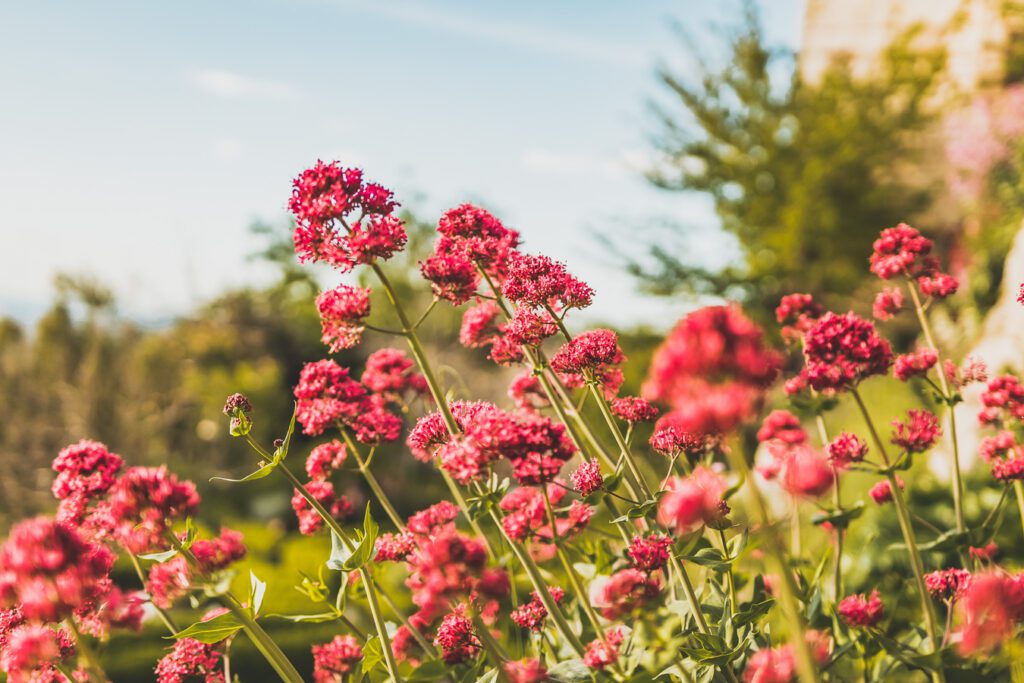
[0, 0, 804, 328]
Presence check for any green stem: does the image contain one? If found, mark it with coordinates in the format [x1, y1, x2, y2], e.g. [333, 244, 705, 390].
[66, 619, 108, 683]
[165, 533, 303, 683]
[717, 528, 738, 611]
[815, 414, 844, 602]
[1014, 481, 1024, 540]
[127, 549, 179, 634]
[850, 388, 943, 671]
[341, 431, 405, 530]
[906, 280, 966, 536]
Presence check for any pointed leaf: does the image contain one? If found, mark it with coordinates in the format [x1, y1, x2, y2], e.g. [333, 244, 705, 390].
[342, 504, 379, 571]
[249, 570, 267, 616]
[327, 531, 353, 571]
[138, 548, 178, 563]
[170, 612, 243, 643]
[210, 462, 277, 484]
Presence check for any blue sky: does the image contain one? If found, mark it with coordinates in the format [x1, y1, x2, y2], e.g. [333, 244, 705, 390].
[0, 0, 804, 327]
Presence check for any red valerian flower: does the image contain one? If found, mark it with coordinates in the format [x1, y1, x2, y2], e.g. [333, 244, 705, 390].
[644, 306, 780, 436]
[826, 432, 867, 468]
[869, 224, 936, 279]
[345, 214, 407, 263]
[570, 460, 603, 496]
[0, 518, 113, 623]
[502, 252, 594, 311]
[980, 374, 1024, 424]
[51, 440, 123, 502]
[591, 568, 661, 619]
[925, 568, 971, 601]
[147, 529, 247, 608]
[627, 534, 673, 572]
[1019, 282, 1024, 305]
[980, 431, 1018, 462]
[504, 659, 549, 683]
[956, 572, 1024, 656]
[610, 396, 660, 423]
[742, 631, 831, 683]
[361, 348, 427, 401]
[154, 637, 224, 683]
[838, 589, 885, 627]
[801, 312, 893, 392]
[374, 532, 417, 562]
[433, 611, 481, 664]
[293, 360, 368, 436]
[406, 400, 496, 462]
[872, 287, 904, 321]
[500, 485, 591, 545]
[511, 588, 565, 632]
[657, 466, 729, 535]
[869, 477, 903, 505]
[420, 250, 479, 305]
[893, 348, 938, 382]
[305, 440, 348, 482]
[107, 467, 201, 553]
[436, 204, 521, 277]
[508, 371, 550, 412]
[584, 628, 624, 670]
[649, 427, 710, 459]
[775, 292, 823, 342]
[757, 410, 807, 445]
[779, 446, 835, 498]
[918, 273, 959, 299]
[890, 410, 940, 453]
[459, 300, 502, 349]
[992, 455, 1024, 482]
[1, 624, 72, 683]
[550, 329, 624, 376]
[315, 284, 370, 353]
[312, 635, 363, 682]
[503, 307, 557, 347]
[291, 481, 354, 535]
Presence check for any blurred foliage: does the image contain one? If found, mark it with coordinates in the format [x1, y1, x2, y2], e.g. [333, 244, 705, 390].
[628, 5, 946, 327]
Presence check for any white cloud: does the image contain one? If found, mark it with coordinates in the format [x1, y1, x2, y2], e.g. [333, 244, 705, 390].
[317, 0, 647, 68]
[189, 68, 298, 100]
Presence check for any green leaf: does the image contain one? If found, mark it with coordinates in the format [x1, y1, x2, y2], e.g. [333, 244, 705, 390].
[409, 660, 450, 681]
[810, 501, 864, 530]
[210, 462, 277, 484]
[732, 598, 774, 626]
[327, 531, 352, 571]
[229, 411, 252, 437]
[269, 612, 338, 623]
[547, 659, 591, 682]
[138, 548, 178, 563]
[891, 529, 969, 553]
[474, 669, 499, 683]
[249, 570, 267, 616]
[361, 636, 383, 676]
[276, 407, 297, 461]
[723, 473, 745, 501]
[341, 504, 379, 572]
[170, 612, 243, 643]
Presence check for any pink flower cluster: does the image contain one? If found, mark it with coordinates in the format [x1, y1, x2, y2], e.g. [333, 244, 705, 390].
[657, 467, 729, 535]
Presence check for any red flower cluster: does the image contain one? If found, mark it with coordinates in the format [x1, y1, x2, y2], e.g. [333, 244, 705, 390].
[107, 466, 200, 553]
[511, 588, 565, 632]
[838, 589, 885, 627]
[644, 306, 780, 436]
[583, 628, 624, 670]
[945, 357, 987, 390]
[361, 348, 427, 401]
[657, 467, 729, 535]
[291, 481, 354, 535]
[869, 224, 936, 279]
[433, 612, 480, 664]
[592, 568, 661, 619]
[610, 396, 660, 423]
[435, 204, 520, 278]
[312, 635, 363, 682]
[293, 360, 402, 443]
[649, 427, 710, 459]
[570, 459, 603, 496]
[289, 162, 406, 270]
[315, 284, 370, 352]
[956, 572, 1024, 655]
[800, 312, 892, 393]
[869, 477, 903, 505]
[504, 659, 549, 683]
[979, 374, 1024, 425]
[742, 631, 831, 683]
[925, 568, 971, 601]
[155, 638, 224, 683]
[500, 484, 592, 548]
[756, 410, 807, 446]
[507, 371, 549, 412]
[1, 620, 77, 683]
[420, 252, 479, 305]
[890, 410, 940, 454]
[502, 252, 593, 312]
[825, 432, 867, 468]
[550, 329, 623, 377]
[872, 287, 904, 320]
[627, 534, 673, 572]
[147, 529, 246, 608]
[775, 293, 823, 342]
[406, 400, 494, 462]
[305, 440, 347, 482]
[893, 348, 938, 382]
[51, 440, 124, 502]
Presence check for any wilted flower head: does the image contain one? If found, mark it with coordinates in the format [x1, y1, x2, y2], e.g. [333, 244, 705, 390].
[838, 589, 885, 627]
[657, 466, 729, 535]
[801, 312, 892, 392]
